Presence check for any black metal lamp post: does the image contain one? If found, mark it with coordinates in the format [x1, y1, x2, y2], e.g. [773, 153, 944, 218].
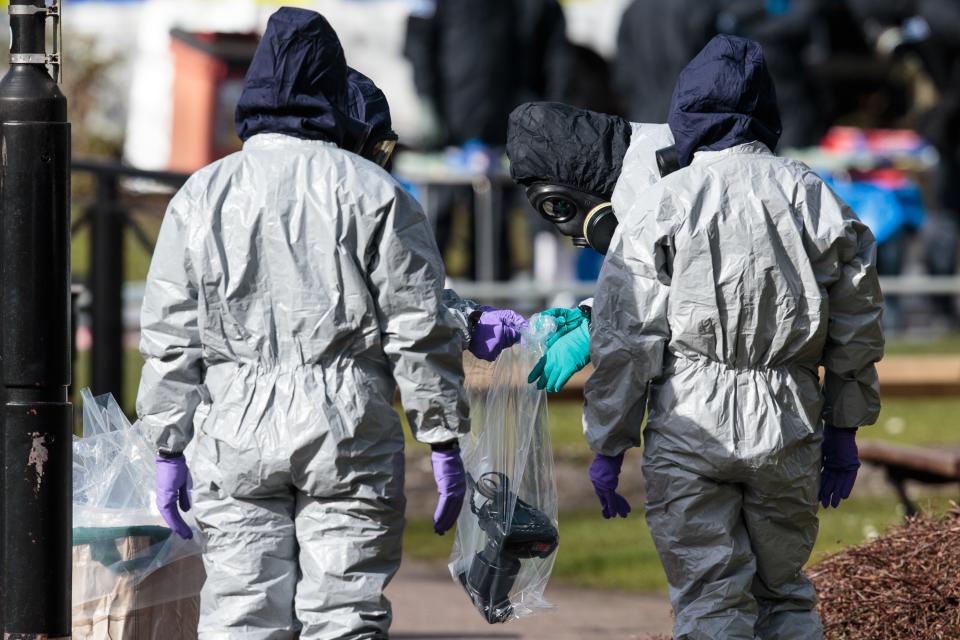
[0, 0, 72, 636]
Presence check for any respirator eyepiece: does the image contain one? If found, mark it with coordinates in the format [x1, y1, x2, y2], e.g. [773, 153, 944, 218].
[537, 194, 579, 223]
[524, 183, 616, 254]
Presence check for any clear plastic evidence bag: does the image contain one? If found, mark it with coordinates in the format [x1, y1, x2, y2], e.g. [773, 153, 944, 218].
[450, 318, 560, 623]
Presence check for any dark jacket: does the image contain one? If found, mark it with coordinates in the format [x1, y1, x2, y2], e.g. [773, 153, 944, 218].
[730, 0, 828, 148]
[236, 7, 392, 155]
[404, 0, 571, 146]
[668, 35, 782, 167]
[614, 0, 719, 123]
[917, 0, 960, 210]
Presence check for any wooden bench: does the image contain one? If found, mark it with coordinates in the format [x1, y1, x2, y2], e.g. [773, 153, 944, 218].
[857, 440, 960, 515]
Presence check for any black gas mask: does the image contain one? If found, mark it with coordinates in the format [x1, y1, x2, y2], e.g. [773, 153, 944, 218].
[458, 471, 559, 624]
[525, 183, 617, 254]
[525, 144, 681, 255]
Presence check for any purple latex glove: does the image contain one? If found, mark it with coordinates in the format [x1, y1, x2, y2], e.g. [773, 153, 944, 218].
[819, 426, 860, 508]
[589, 453, 632, 519]
[469, 308, 528, 361]
[431, 448, 467, 534]
[156, 455, 193, 540]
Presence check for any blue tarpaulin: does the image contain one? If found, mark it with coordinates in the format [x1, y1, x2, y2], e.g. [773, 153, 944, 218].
[822, 175, 925, 245]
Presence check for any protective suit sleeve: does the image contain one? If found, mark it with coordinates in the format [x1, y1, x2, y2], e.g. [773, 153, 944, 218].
[441, 288, 482, 349]
[583, 186, 678, 455]
[367, 188, 470, 444]
[136, 186, 205, 455]
[807, 174, 885, 429]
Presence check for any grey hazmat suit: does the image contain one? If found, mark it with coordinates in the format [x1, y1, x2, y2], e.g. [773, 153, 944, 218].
[584, 36, 883, 639]
[136, 9, 469, 638]
[442, 289, 485, 346]
[572, 119, 673, 306]
[610, 122, 675, 211]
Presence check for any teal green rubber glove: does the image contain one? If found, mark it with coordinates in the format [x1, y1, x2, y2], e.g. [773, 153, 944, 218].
[528, 321, 591, 392]
[537, 307, 590, 349]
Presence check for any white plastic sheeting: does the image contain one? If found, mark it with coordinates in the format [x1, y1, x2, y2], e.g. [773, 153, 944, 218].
[73, 389, 204, 638]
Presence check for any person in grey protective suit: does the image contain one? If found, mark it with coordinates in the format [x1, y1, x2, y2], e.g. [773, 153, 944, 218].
[504, 102, 676, 392]
[584, 35, 884, 639]
[136, 8, 525, 638]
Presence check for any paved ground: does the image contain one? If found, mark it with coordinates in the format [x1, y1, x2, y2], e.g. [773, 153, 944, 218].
[388, 562, 673, 640]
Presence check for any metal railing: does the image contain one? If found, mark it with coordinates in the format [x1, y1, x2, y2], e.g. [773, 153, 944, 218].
[72, 160, 188, 400]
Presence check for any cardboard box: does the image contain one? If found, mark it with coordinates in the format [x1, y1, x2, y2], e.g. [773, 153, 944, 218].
[73, 527, 204, 639]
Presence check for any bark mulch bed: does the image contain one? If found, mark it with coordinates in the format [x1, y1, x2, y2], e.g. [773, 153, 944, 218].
[809, 506, 960, 639]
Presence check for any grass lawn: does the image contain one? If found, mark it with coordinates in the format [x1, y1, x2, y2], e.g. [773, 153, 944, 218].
[862, 397, 960, 446]
[884, 335, 960, 355]
[544, 394, 960, 456]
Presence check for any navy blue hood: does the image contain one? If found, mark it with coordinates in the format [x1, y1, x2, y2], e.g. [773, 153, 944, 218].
[345, 67, 392, 144]
[667, 35, 782, 167]
[236, 7, 392, 153]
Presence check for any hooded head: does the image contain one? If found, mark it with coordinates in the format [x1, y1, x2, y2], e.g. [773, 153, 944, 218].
[507, 102, 632, 198]
[667, 35, 782, 167]
[507, 102, 632, 254]
[345, 68, 392, 143]
[345, 67, 398, 166]
[236, 7, 394, 159]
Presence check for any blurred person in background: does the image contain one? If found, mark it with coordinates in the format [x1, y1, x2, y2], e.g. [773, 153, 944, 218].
[614, 0, 720, 123]
[138, 8, 524, 637]
[849, 0, 960, 325]
[568, 43, 625, 117]
[584, 35, 883, 638]
[718, 0, 830, 149]
[403, 0, 572, 280]
[918, 2, 960, 325]
[404, 0, 571, 147]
